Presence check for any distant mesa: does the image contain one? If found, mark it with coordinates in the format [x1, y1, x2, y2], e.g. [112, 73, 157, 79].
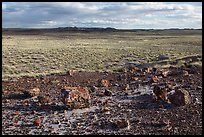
[57, 26, 116, 31]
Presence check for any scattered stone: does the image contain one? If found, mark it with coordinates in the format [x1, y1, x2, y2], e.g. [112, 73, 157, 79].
[99, 79, 110, 87]
[124, 84, 130, 91]
[182, 70, 189, 76]
[153, 85, 168, 102]
[61, 86, 91, 109]
[152, 67, 157, 73]
[67, 69, 77, 76]
[158, 55, 169, 60]
[88, 86, 98, 92]
[101, 107, 111, 112]
[130, 67, 141, 73]
[33, 118, 41, 126]
[2, 90, 8, 94]
[196, 86, 202, 90]
[159, 105, 164, 109]
[168, 88, 191, 106]
[12, 111, 20, 116]
[161, 119, 171, 126]
[168, 69, 180, 76]
[132, 77, 139, 81]
[151, 76, 159, 83]
[163, 125, 172, 132]
[104, 89, 112, 96]
[38, 95, 51, 105]
[23, 88, 40, 97]
[110, 118, 130, 128]
[161, 70, 169, 78]
[31, 110, 37, 115]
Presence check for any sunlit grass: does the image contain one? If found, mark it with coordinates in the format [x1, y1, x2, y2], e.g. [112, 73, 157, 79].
[2, 31, 202, 78]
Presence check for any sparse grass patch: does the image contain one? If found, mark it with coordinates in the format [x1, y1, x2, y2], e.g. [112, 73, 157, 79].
[2, 30, 202, 78]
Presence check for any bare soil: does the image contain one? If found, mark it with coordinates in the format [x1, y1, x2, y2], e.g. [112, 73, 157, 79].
[2, 64, 202, 135]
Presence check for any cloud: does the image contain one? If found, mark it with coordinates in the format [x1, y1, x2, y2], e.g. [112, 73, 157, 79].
[2, 2, 202, 29]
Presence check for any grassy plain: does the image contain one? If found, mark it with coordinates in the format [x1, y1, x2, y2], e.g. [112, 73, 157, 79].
[2, 29, 202, 79]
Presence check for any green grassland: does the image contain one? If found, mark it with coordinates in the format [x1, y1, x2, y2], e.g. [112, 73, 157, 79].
[2, 29, 202, 79]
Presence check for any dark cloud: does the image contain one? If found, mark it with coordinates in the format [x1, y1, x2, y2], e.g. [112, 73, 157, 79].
[2, 2, 202, 29]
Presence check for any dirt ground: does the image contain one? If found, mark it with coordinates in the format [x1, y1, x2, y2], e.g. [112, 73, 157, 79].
[2, 64, 202, 135]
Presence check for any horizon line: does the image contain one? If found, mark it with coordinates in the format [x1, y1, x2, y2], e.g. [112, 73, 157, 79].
[2, 27, 202, 30]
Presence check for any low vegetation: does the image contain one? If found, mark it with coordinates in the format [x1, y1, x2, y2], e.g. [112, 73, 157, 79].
[2, 29, 202, 79]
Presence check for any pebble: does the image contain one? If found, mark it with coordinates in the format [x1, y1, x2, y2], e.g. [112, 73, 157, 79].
[33, 118, 41, 126]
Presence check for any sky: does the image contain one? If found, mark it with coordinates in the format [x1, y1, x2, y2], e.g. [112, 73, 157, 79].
[2, 2, 202, 29]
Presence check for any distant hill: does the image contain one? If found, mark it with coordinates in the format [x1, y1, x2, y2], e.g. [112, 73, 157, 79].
[2, 27, 202, 35]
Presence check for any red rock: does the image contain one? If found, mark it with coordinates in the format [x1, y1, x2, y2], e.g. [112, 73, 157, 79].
[151, 76, 159, 83]
[159, 105, 164, 109]
[153, 85, 168, 102]
[49, 127, 55, 132]
[168, 89, 191, 106]
[132, 77, 139, 81]
[38, 95, 51, 105]
[61, 86, 91, 109]
[164, 126, 172, 132]
[31, 110, 37, 115]
[111, 118, 130, 128]
[130, 67, 141, 73]
[145, 67, 152, 73]
[33, 118, 41, 126]
[23, 88, 40, 97]
[12, 111, 20, 116]
[100, 79, 110, 87]
[2, 90, 8, 94]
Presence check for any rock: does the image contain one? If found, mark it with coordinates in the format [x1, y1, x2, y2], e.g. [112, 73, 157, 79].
[12, 111, 20, 116]
[196, 86, 202, 90]
[132, 77, 139, 81]
[23, 88, 40, 97]
[154, 69, 163, 76]
[2, 90, 8, 95]
[101, 107, 111, 112]
[67, 69, 77, 76]
[33, 118, 41, 126]
[144, 67, 152, 74]
[61, 86, 91, 109]
[163, 125, 172, 132]
[188, 65, 198, 74]
[168, 69, 180, 76]
[158, 55, 169, 60]
[88, 86, 98, 92]
[104, 89, 112, 96]
[152, 67, 157, 73]
[153, 85, 168, 102]
[130, 67, 142, 73]
[38, 95, 51, 105]
[124, 84, 130, 91]
[150, 76, 159, 83]
[111, 118, 130, 128]
[168, 88, 191, 106]
[161, 119, 170, 126]
[182, 70, 189, 76]
[161, 70, 169, 78]
[99, 79, 110, 87]
[31, 110, 37, 115]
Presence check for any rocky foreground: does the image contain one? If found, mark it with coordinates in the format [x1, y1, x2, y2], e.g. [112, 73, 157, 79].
[2, 63, 202, 135]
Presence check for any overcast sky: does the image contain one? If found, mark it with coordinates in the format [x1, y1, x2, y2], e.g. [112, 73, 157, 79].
[2, 2, 202, 29]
